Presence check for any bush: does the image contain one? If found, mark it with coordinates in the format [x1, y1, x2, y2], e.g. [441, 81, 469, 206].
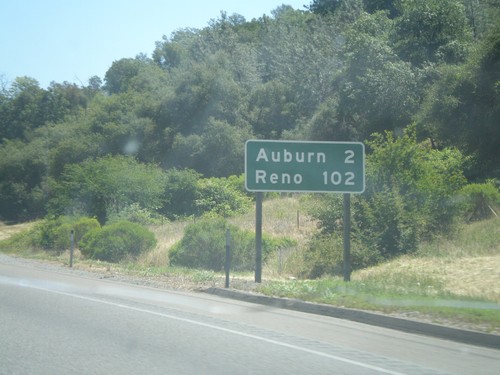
[303, 234, 382, 279]
[169, 217, 278, 272]
[37, 216, 100, 253]
[195, 177, 252, 217]
[160, 168, 201, 219]
[459, 181, 500, 221]
[80, 221, 156, 262]
[107, 203, 163, 225]
[72, 217, 102, 245]
[50, 156, 166, 224]
[355, 189, 420, 258]
[159, 172, 252, 219]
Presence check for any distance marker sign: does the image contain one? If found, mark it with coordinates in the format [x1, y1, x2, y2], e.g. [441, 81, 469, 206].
[245, 140, 365, 193]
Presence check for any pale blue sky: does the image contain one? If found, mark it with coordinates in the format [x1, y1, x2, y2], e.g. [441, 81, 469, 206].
[0, 1, 308, 88]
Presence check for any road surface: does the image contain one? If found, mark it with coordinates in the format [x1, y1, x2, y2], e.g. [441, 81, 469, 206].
[1, 256, 499, 374]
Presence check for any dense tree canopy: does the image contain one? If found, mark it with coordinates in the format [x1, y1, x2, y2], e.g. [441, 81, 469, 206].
[0, 0, 498, 222]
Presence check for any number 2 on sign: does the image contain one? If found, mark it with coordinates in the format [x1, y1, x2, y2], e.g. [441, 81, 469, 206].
[322, 150, 356, 186]
[344, 150, 355, 163]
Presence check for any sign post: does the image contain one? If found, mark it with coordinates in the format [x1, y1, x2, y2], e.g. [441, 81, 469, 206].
[245, 140, 365, 282]
[255, 192, 263, 283]
[343, 193, 351, 281]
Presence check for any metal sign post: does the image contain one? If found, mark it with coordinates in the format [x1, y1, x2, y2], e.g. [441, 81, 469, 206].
[255, 192, 263, 283]
[343, 193, 351, 281]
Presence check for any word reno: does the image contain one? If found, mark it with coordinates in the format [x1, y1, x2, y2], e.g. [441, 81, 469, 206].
[245, 140, 365, 193]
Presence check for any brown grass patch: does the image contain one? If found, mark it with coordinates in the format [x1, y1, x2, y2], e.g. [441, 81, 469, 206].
[0, 221, 37, 241]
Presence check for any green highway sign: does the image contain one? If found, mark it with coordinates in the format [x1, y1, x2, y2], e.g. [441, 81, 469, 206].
[245, 140, 365, 193]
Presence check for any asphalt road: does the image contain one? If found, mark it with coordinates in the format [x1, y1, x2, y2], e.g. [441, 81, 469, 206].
[1, 258, 499, 375]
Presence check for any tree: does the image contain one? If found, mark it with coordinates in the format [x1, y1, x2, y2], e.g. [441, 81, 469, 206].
[104, 56, 168, 94]
[257, 6, 344, 118]
[462, 0, 500, 39]
[307, 0, 363, 18]
[0, 77, 45, 140]
[416, 27, 500, 179]
[160, 168, 201, 219]
[335, 12, 418, 139]
[247, 81, 298, 139]
[166, 119, 251, 177]
[393, 0, 473, 66]
[50, 156, 166, 224]
[0, 78, 90, 143]
[361, 129, 467, 245]
[363, 0, 400, 18]
[0, 139, 48, 222]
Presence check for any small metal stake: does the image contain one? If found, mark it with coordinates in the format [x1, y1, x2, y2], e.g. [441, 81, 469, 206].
[225, 229, 231, 288]
[70, 229, 75, 268]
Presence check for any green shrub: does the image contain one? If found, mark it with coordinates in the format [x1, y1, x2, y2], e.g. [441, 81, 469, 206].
[195, 177, 252, 217]
[303, 234, 382, 279]
[37, 217, 65, 251]
[169, 217, 278, 272]
[36, 216, 100, 253]
[459, 181, 500, 221]
[50, 156, 166, 224]
[355, 189, 420, 258]
[108, 203, 163, 225]
[160, 168, 201, 219]
[72, 217, 101, 245]
[80, 221, 156, 262]
[160, 172, 252, 219]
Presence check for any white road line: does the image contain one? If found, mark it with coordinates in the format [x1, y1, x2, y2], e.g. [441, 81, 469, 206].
[6, 277, 408, 375]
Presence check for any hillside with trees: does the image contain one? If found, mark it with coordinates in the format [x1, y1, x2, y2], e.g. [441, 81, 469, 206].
[0, 0, 499, 274]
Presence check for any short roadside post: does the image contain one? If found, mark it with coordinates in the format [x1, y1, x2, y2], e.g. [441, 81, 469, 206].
[245, 140, 365, 283]
[225, 229, 231, 288]
[70, 229, 75, 268]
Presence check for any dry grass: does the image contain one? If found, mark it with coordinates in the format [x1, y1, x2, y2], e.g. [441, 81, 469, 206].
[0, 221, 36, 241]
[354, 218, 500, 303]
[355, 255, 500, 303]
[138, 220, 190, 267]
[229, 196, 318, 241]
